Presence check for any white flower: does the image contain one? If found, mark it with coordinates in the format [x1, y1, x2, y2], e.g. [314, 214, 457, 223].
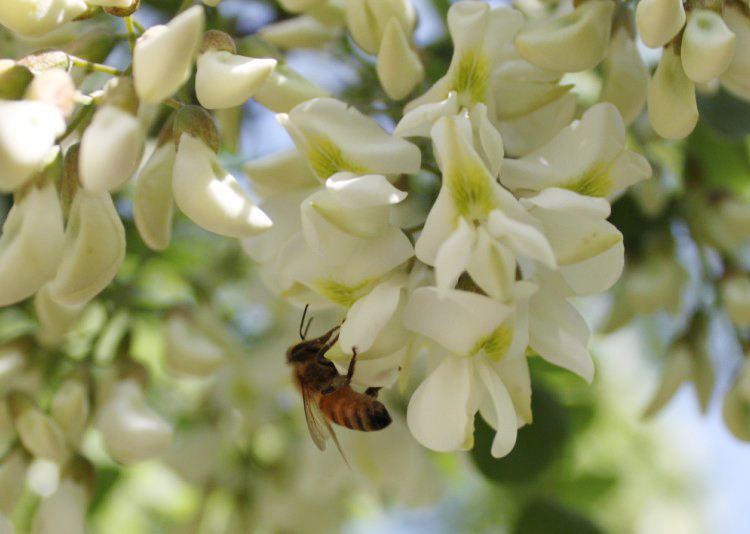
[501, 103, 651, 199]
[79, 105, 144, 192]
[344, 0, 416, 55]
[647, 46, 698, 139]
[165, 313, 226, 377]
[515, 0, 615, 73]
[134, 142, 177, 251]
[400, 2, 523, 127]
[636, 0, 686, 48]
[0, 100, 65, 193]
[0, 0, 87, 37]
[279, 97, 421, 180]
[681, 10, 736, 84]
[721, 6, 750, 101]
[34, 285, 85, 348]
[196, 50, 276, 109]
[172, 133, 272, 238]
[623, 253, 686, 315]
[50, 378, 89, 446]
[254, 64, 330, 113]
[133, 6, 205, 103]
[11, 395, 68, 463]
[47, 190, 126, 306]
[403, 287, 532, 457]
[377, 18, 424, 100]
[0, 184, 64, 307]
[259, 16, 342, 50]
[96, 379, 173, 464]
[600, 27, 649, 126]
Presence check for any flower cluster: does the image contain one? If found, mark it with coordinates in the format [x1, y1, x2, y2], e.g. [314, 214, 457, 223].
[0, 0, 747, 528]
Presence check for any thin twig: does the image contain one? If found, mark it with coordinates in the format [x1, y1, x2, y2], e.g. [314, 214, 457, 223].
[68, 55, 125, 76]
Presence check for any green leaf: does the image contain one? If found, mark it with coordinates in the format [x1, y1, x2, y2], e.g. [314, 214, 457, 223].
[471, 385, 569, 484]
[687, 124, 750, 195]
[513, 498, 603, 534]
[697, 88, 750, 140]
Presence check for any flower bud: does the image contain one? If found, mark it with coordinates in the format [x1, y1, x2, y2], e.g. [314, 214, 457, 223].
[165, 312, 225, 377]
[26, 458, 60, 498]
[24, 69, 76, 119]
[0, 0, 87, 37]
[0, 183, 65, 306]
[377, 18, 424, 100]
[647, 46, 698, 139]
[259, 16, 341, 50]
[723, 359, 750, 441]
[195, 50, 276, 110]
[133, 6, 205, 103]
[18, 51, 71, 74]
[624, 254, 686, 315]
[681, 10, 736, 84]
[96, 379, 173, 464]
[344, 0, 416, 55]
[721, 275, 750, 328]
[253, 64, 330, 113]
[46, 189, 126, 306]
[0, 101, 65, 192]
[79, 105, 144, 192]
[50, 377, 89, 445]
[173, 133, 273, 238]
[134, 143, 177, 251]
[601, 27, 649, 125]
[635, 0, 686, 48]
[719, 6, 750, 100]
[0, 450, 27, 513]
[8, 393, 67, 463]
[31, 479, 88, 534]
[34, 285, 85, 347]
[515, 0, 615, 73]
[0, 343, 26, 392]
[91, 0, 140, 17]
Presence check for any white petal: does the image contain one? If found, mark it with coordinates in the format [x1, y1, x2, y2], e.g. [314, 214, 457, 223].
[529, 283, 594, 382]
[173, 134, 272, 238]
[254, 64, 330, 113]
[0, 101, 65, 192]
[0, 184, 64, 306]
[34, 285, 85, 348]
[281, 97, 421, 179]
[434, 219, 476, 290]
[647, 47, 698, 140]
[133, 6, 205, 103]
[721, 7, 750, 101]
[681, 10, 736, 84]
[636, 0, 686, 48]
[403, 287, 510, 356]
[325, 172, 407, 208]
[243, 148, 319, 198]
[196, 51, 276, 109]
[0, 0, 86, 37]
[560, 240, 624, 295]
[80, 105, 144, 192]
[487, 209, 556, 268]
[600, 27, 648, 125]
[377, 18, 424, 100]
[47, 190, 125, 305]
[134, 143, 177, 251]
[476, 358, 518, 457]
[467, 227, 516, 300]
[339, 281, 403, 354]
[259, 15, 341, 50]
[407, 357, 475, 452]
[414, 187, 459, 265]
[395, 92, 459, 138]
[469, 103, 504, 178]
[499, 92, 577, 158]
[166, 314, 225, 377]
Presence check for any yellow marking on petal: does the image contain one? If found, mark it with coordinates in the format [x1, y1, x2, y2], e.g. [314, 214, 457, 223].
[315, 278, 375, 307]
[446, 157, 497, 220]
[452, 48, 490, 104]
[560, 161, 613, 198]
[306, 134, 368, 179]
[472, 322, 513, 362]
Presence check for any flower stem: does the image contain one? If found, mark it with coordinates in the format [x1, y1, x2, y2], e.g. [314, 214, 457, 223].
[69, 56, 125, 77]
[124, 16, 137, 52]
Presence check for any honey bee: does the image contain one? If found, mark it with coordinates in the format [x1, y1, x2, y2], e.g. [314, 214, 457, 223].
[287, 306, 392, 456]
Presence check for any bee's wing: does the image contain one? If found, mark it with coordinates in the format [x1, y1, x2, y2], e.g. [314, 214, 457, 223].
[301, 385, 329, 451]
[301, 386, 350, 467]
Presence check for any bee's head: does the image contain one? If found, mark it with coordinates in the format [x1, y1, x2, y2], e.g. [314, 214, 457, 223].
[286, 327, 339, 364]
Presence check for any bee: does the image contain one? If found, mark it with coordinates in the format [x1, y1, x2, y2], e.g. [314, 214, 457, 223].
[287, 306, 392, 456]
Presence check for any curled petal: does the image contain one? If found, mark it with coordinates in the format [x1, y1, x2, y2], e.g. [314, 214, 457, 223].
[377, 18, 424, 100]
[339, 281, 403, 354]
[47, 190, 126, 305]
[434, 218, 476, 290]
[407, 357, 476, 452]
[636, 0, 686, 48]
[475, 358, 517, 458]
[196, 51, 276, 110]
[173, 134, 272, 238]
[647, 47, 698, 139]
[243, 149, 319, 198]
[0, 0, 87, 36]
[0, 184, 64, 307]
[134, 143, 177, 251]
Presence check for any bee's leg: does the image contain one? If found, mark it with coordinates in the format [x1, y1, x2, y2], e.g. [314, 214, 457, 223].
[364, 387, 381, 398]
[315, 332, 340, 361]
[344, 348, 358, 383]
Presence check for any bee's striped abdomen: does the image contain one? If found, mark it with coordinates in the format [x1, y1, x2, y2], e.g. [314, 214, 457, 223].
[320, 388, 392, 432]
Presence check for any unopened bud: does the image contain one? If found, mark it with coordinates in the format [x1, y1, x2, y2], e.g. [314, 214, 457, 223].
[18, 51, 70, 73]
[376, 18, 424, 100]
[636, 0, 686, 48]
[165, 311, 225, 377]
[8, 393, 67, 463]
[259, 16, 341, 50]
[50, 377, 89, 445]
[647, 46, 698, 139]
[25, 69, 76, 118]
[681, 9, 737, 84]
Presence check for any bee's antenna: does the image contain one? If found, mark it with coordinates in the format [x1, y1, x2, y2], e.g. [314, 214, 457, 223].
[303, 315, 314, 340]
[299, 304, 311, 340]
